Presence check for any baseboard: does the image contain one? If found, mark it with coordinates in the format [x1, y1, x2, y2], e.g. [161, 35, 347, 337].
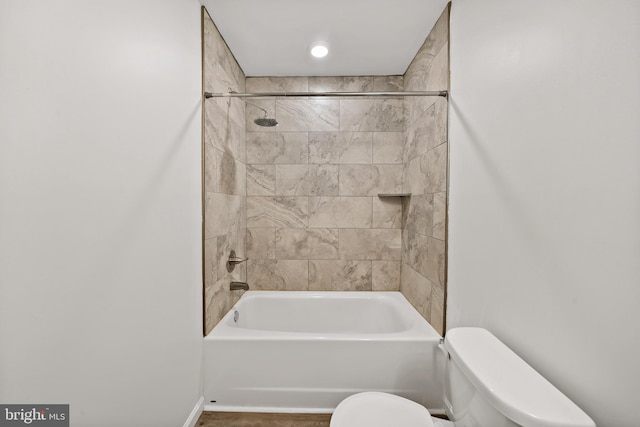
[183, 396, 204, 427]
[203, 404, 333, 413]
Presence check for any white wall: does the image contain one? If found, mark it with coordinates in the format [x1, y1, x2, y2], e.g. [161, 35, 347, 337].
[448, 1, 640, 426]
[0, 1, 203, 426]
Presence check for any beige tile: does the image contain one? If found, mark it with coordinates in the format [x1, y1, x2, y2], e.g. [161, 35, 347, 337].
[370, 229, 402, 260]
[425, 142, 447, 193]
[434, 97, 448, 145]
[373, 76, 404, 91]
[203, 11, 248, 335]
[307, 228, 340, 259]
[403, 230, 430, 278]
[309, 132, 373, 164]
[213, 51, 244, 101]
[426, 236, 446, 287]
[204, 275, 233, 335]
[431, 5, 450, 56]
[207, 148, 245, 196]
[247, 132, 308, 164]
[405, 103, 437, 162]
[403, 4, 449, 93]
[432, 192, 446, 240]
[339, 229, 401, 260]
[247, 196, 308, 228]
[307, 165, 339, 196]
[209, 57, 243, 100]
[276, 165, 309, 196]
[203, 238, 217, 290]
[276, 99, 340, 131]
[247, 228, 276, 260]
[276, 228, 339, 260]
[246, 76, 309, 92]
[402, 155, 427, 195]
[401, 228, 411, 265]
[338, 229, 369, 260]
[426, 42, 449, 91]
[339, 165, 402, 196]
[203, 14, 245, 98]
[339, 132, 373, 164]
[404, 95, 438, 130]
[340, 99, 404, 132]
[204, 101, 245, 161]
[202, 15, 221, 80]
[204, 192, 244, 238]
[203, 143, 217, 193]
[372, 261, 401, 291]
[308, 197, 372, 228]
[273, 165, 339, 197]
[309, 132, 341, 164]
[404, 193, 433, 235]
[308, 76, 374, 92]
[400, 263, 433, 321]
[247, 259, 309, 291]
[373, 132, 403, 164]
[430, 284, 445, 336]
[247, 164, 276, 196]
[235, 162, 247, 197]
[373, 197, 403, 229]
[211, 68, 245, 129]
[404, 42, 435, 92]
[309, 260, 372, 291]
[275, 228, 310, 259]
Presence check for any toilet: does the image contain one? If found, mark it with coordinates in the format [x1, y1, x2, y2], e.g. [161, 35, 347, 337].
[330, 327, 596, 427]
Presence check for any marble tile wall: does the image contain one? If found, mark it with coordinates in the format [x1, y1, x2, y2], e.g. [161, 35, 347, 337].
[245, 76, 404, 293]
[203, 9, 247, 335]
[400, 5, 450, 335]
[202, 5, 448, 335]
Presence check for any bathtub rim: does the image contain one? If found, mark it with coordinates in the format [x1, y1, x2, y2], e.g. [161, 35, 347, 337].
[204, 290, 442, 342]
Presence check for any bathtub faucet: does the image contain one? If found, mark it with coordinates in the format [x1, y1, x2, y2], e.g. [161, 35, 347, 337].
[230, 281, 249, 291]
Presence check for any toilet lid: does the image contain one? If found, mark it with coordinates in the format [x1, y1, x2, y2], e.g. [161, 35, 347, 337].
[331, 392, 434, 427]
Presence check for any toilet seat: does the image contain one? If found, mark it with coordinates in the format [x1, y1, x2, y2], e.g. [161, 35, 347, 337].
[330, 392, 435, 427]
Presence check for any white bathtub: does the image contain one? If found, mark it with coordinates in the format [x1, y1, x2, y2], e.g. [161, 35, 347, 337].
[203, 291, 444, 413]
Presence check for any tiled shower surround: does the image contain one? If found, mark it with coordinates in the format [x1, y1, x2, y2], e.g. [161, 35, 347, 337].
[203, 6, 449, 335]
[244, 75, 405, 295]
[401, 6, 449, 334]
[202, 9, 247, 335]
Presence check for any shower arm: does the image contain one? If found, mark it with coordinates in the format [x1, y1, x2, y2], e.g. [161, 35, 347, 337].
[204, 90, 447, 99]
[243, 99, 269, 117]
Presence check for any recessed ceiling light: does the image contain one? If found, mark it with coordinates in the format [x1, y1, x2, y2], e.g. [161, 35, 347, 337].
[310, 41, 329, 58]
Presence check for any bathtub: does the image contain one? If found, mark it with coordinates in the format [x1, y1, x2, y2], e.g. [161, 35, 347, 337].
[203, 291, 444, 413]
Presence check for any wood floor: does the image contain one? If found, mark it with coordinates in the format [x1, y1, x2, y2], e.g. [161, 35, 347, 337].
[196, 412, 332, 427]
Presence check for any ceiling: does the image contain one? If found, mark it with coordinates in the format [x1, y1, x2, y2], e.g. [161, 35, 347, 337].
[201, 0, 449, 77]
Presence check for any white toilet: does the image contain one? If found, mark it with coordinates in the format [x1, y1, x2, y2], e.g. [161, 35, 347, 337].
[330, 327, 595, 427]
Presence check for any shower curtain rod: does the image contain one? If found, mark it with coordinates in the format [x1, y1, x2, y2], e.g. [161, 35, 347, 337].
[204, 90, 447, 99]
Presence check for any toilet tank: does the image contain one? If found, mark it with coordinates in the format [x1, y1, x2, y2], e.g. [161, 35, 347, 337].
[443, 328, 596, 427]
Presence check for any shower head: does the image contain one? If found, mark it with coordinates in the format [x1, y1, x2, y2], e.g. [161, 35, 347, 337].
[254, 117, 278, 127]
[245, 99, 278, 127]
